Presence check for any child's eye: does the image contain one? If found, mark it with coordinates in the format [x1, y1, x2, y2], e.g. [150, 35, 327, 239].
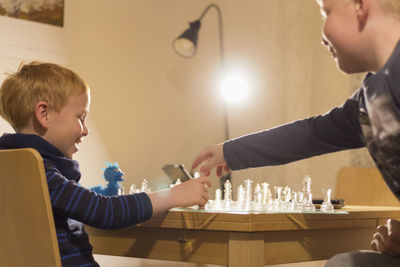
[79, 114, 87, 122]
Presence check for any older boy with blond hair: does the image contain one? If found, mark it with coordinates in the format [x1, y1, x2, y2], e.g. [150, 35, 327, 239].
[0, 62, 211, 267]
[191, 0, 400, 266]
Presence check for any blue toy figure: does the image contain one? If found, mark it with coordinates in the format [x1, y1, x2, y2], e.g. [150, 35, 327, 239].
[91, 162, 125, 196]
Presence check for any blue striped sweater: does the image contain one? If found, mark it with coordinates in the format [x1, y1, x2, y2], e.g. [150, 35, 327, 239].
[0, 133, 153, 267]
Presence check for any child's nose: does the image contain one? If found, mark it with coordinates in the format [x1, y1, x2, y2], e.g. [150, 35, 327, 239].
[82, 125, 89, 136]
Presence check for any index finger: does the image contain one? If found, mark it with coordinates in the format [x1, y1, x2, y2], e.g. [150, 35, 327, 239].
[192, 148, 212, 170]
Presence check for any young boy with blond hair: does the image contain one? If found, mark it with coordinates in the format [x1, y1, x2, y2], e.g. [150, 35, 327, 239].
[0, 62, 211, 267]
[191, 0, 400, 266]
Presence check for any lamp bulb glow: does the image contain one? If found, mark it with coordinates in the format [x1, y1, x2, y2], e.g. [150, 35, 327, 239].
[219, 75, 248, 103]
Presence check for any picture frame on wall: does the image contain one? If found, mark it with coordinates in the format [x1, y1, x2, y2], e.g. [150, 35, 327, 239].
[0, 0, 64, 27]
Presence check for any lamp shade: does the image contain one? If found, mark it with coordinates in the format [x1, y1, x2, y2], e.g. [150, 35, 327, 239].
[173, 20, 201, 58]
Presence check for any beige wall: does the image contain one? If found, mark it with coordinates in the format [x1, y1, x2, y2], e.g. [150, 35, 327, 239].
[0, 0, 373, 266]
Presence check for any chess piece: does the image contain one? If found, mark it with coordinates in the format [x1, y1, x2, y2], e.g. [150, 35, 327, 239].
[253, 183, 262, 202]
[205, 199, 214, 210]
[297, 191, 304, 211]
[175, 178, 182, 185]
[233, 184, 245, 210]
[274, 186, 283, 210]
[129, 184, 137, 194]
[213, 188, 224, 210]
[253, 189, 265, 211]
[224, 180, 233, 201]
[117, 186, 125, 195]
[290, 191, 298, 211]
[261, 182, 270, 204]
[141, 179, 151, 193]
[224, 179, 233, 209]
[303, 175, 312, 194]
[321, 188, 334, 212]
[282, 186, 292, 210]
[170, 178, 182, 188]
[303, 192, 316, 212]
[243, 179, 253, 210]
[302, 175, 315, 212]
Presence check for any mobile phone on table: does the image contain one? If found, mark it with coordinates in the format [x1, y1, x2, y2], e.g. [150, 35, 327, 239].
[162, 164, 193, 182]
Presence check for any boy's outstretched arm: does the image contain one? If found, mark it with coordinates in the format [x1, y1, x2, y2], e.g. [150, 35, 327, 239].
[148, 175, 211, 216]
[191, 144, 231, 177]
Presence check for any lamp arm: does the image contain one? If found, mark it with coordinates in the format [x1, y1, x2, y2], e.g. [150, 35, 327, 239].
[197, 4, 225, 68]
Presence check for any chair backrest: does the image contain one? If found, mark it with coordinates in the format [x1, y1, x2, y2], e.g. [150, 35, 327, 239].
[0, 148, 61, 267]
[336, 167, 400, 206]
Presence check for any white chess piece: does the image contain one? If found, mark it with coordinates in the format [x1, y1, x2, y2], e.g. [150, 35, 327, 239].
[302, 175, 315, 212]
[170, 178, 182, 188]
[303, 175, 312, 194]
[261, 182, 269, 204]
[117, 186, 125, 195]
[290, 191, 298, 211]
[274, 186, 283, 210]
[224, 180, 232, 201]
[253, 190, 265, 211]
[297, 191, 304, 211]
[224, 180, 233, 210]
[129, 184, 137, 194]
[141, 179, 151, 193]
[303, 192, 316, 212]
[213, 188, 224, 210]
[321, 188, 334, 212]
[253, 183, 261, 202]
[282, 186, 292, 211]
[235, 184, 245, 210]
[243, 179, 253, 210]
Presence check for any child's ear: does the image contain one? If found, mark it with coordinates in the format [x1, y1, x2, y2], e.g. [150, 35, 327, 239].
[355, 0, 369, 29]
[34, 101, 50, 129]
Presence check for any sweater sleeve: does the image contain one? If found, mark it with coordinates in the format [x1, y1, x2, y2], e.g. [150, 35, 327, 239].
[223, 92, 365, 170]
[44, 164, 153, 229]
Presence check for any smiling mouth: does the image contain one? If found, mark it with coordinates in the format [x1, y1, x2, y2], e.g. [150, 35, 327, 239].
[322, 40, 337, 59]
[329, 46, 337, 58]
[74, 140, 82, 151]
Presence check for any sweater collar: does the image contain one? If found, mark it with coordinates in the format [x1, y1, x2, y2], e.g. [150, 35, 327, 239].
[0, 133, 81, 182]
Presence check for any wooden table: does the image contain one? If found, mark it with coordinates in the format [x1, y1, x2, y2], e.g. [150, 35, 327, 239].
[86, 205, 400, 266]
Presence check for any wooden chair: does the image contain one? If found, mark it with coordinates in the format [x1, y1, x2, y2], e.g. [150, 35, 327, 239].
[336, 167, 400, 206]
[0, 148, 61, 267]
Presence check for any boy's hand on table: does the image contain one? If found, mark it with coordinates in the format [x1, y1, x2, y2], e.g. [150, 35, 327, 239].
[149, 176, 211, 216]
[371, 219, 400, 256]
[170, 175, 211, 207]
[191, 143, 230, 177]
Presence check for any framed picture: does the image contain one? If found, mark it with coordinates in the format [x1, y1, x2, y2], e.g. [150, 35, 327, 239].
[0, 0, 64, 27]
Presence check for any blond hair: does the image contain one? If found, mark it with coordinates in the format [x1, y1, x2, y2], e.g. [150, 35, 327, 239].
[316, 0, 400, 19]
[379, 0, 400, 19]
[0, 62, 89, 131]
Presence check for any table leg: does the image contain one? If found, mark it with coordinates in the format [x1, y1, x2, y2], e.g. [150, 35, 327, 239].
[228, 232, 264, 267]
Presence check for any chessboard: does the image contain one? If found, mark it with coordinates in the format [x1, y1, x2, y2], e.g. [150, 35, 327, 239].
[170, 175, 347, 214]
[126, 175, 346, 214]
